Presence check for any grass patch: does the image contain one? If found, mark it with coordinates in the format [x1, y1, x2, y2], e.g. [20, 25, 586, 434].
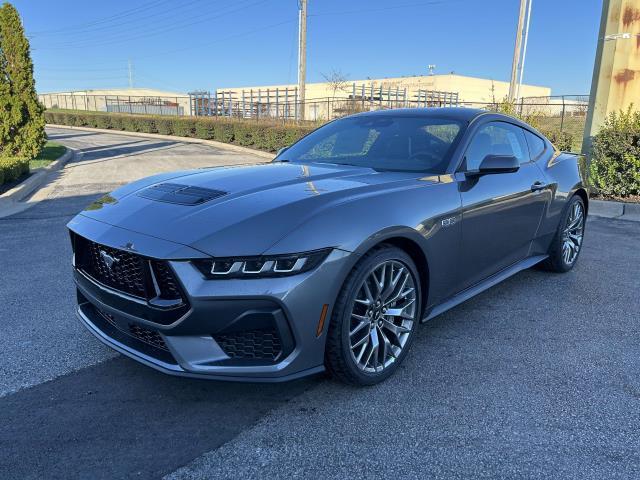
[30, 141, 66, 169]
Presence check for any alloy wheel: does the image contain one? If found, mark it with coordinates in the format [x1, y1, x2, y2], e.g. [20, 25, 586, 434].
[349, 260, 417, 373]
[562, 201, 584, 265]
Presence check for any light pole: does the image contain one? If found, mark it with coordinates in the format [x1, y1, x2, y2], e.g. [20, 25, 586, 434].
[508, 0, 532, 102]
[297, 0, 307, 121]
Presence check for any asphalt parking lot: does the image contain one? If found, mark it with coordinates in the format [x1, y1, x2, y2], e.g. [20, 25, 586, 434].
[1, 127, 639, 479]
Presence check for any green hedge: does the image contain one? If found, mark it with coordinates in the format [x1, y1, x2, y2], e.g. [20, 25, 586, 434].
[590, 107, 640, 198]
[0, 156, 29, 186]
[44, 111, 314, 153]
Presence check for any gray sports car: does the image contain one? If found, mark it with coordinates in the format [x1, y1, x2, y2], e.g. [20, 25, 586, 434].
[68, 108, 588, 385]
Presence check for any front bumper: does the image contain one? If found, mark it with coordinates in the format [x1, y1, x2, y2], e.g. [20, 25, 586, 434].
[69, 216, 353, 382]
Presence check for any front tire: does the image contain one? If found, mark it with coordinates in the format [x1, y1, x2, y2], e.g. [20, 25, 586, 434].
[325, 245, 421, 386]
[541, 195, 586, 273]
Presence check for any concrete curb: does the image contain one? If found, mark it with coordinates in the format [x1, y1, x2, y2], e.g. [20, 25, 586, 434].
[0, 147, 74, 212]
[46, 124, 275, 160]
[590, 199, 640, 222]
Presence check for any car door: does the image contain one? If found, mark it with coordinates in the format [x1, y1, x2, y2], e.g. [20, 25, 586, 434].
[457, 121, 548, 290]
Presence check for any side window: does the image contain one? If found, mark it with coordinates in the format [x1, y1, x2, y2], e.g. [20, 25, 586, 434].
[464, 122, 529, 170]
[524, 130, 547, 160]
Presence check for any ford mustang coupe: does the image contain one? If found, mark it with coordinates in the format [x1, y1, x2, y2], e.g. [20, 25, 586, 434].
[68, 108, 587, 385]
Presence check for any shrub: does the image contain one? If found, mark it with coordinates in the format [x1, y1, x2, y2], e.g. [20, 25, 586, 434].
[110, 115, 124, 131]
[121, 115, 143, 132]
[540, 128, 574, 152]
[194, 118, 215, 140]
[590, 106, 640, 198]
[155, 117, 173, 135]
[137, 117, 157, 134]
[233, 122, 254, 147]
[172, 117, 196, 137]
[0, 156, 29, 185]
[94, 114, 112, 129]
[213, 121, 235, 143]
[43, 110, 315, 153]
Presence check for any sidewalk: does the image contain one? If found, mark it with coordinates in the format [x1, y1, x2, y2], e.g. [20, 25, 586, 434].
[589, 199, 640, 222]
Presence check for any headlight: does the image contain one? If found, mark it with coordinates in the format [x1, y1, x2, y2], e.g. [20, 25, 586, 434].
[193, 249, 332, 279]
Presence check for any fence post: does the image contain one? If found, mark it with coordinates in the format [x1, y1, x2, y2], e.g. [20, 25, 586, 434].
[294, 87, 299, 121]
[361, 84, 365, 110]
[370, 84, 374, 110]
[257, 89, 261, 120]
[560, 95, 566, 132]
[266, 88, 270, 118]
[275, 88, 279, 119]
[285, 87, 289, 119]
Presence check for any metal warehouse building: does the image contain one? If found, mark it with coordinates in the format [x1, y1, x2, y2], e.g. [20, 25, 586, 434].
[213, 73, 551, 120]
[38, 73, 551, 122]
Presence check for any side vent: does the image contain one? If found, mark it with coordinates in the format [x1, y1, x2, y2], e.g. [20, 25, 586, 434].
[137, 183, 227, 205]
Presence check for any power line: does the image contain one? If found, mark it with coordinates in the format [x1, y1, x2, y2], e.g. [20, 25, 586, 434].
[34, 0, 268, 50]
[308, 0, 467, 17]
[29, 0, 173, 35]
[30, 0, 209, 39]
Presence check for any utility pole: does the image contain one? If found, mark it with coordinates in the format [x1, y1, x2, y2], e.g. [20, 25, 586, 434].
[297, 0, 307, 121]
[582, 0, 640, 155]
[508, 0, 532, 102]
[515, 0, 532, 101]
[128, 59, 133, 89]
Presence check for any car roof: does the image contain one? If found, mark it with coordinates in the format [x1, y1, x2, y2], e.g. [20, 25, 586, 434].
[350, 107, 488, 122]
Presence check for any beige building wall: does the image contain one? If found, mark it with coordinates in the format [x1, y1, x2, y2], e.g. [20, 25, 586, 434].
[217, 73, 551, 120]
[218, 74, 550, 103]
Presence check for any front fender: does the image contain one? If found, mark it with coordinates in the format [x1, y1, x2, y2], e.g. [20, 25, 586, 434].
[265, 181, 462, 308]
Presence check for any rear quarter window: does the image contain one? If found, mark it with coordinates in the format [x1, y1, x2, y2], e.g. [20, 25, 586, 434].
[524, 130, 547, 160]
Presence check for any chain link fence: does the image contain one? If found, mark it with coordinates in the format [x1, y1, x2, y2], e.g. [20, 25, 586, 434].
[39, 92, 589, 152]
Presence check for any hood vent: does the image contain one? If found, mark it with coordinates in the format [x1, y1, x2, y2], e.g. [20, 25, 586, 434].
[137, 183, 227, 206]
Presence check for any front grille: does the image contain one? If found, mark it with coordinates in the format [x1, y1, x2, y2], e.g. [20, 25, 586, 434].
[84, 240, 147, 298]
[128, 323, 168, 351]
[74, 235, 186, 307]
[97, 308, 169, 351]
[213, 329, 282, 361]
[150, 261, 182, 300]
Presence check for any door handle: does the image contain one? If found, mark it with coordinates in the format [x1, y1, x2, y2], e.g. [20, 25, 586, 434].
[531, 181, 547, 192]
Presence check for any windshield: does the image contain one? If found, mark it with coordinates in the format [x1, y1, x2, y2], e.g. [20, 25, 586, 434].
[278, 115, 464, 173]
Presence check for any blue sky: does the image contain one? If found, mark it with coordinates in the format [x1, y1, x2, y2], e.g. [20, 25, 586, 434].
[13, 0, 602, 96]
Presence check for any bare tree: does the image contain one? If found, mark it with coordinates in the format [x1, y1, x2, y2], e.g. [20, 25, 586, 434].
[321, 69, 350, 100]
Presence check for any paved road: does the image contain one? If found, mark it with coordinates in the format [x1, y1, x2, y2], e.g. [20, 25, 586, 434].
[1, 128, 639, 479]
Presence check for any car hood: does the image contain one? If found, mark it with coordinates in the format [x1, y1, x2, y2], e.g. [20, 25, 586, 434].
[76, 162, 425, 257]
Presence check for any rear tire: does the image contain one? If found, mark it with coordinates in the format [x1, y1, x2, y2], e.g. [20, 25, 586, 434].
[540, 195, 586, 273]
[325, 245, 421, 386]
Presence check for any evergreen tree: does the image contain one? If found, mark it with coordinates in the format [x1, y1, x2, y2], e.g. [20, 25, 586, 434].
[0, 2, 44, 158]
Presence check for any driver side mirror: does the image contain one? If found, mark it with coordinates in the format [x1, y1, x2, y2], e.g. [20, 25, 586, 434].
[468, 154, 519, 176]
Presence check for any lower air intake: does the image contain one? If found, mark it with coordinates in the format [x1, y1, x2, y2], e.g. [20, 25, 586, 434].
[213, 329, 282, 361]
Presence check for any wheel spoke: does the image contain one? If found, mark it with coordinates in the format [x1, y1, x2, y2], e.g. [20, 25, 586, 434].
[352, 331, 369, 348]
[350, 317, 369, 337]
[355, 339, 369, 363]
[384, 273, 410, 306]
[364, 328, 379, 370]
